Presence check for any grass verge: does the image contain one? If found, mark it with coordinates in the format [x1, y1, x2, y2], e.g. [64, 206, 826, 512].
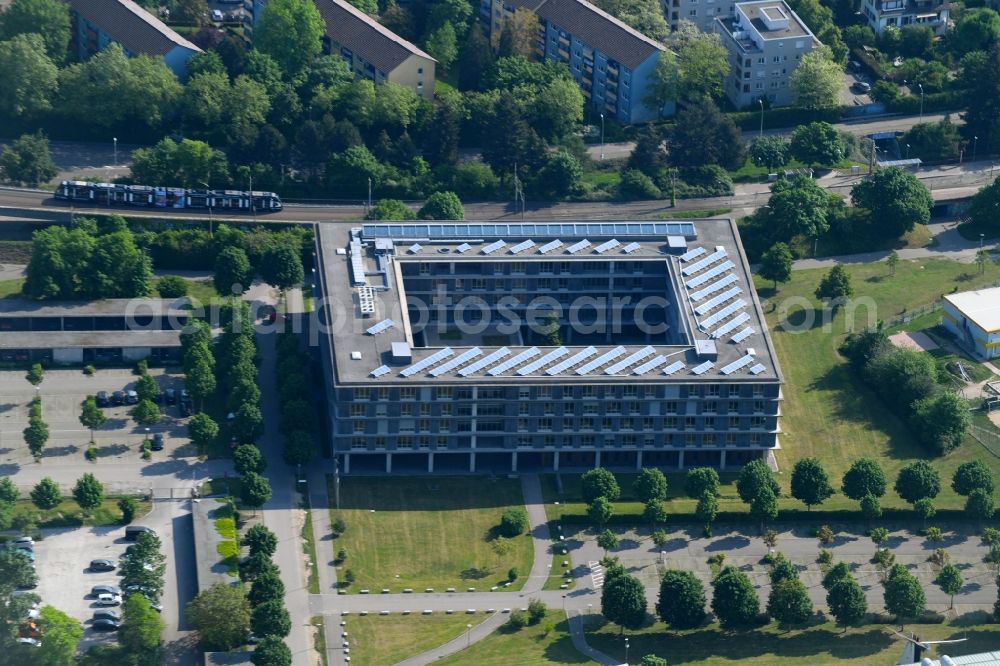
[212, 501, 239, 576]
[300, 479, 320, 594]
[11, 497, 151, 530]
[326, 476, 534, 593]
[0, 278, 24, 298]
[436, 611, 592, 665]
[542, 539, 576, 592]
[345, 614, 487, 666]
[310, 616, 328, 666]
[586, 616, 1000, 665]
[656, 208, 733, 219]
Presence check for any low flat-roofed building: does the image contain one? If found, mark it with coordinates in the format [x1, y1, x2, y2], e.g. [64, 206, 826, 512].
[314, 219, 782, 475]
[943, 286, 1000, 360]
[66, 0, 201, 77]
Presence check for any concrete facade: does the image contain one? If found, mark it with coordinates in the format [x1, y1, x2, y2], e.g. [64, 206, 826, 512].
[315, 220, 783, 476]
[862, 0, 949, 36]
[716, 0, 820, 109]
[942, 286, 1000, 360]
[664, 1, 737, 32]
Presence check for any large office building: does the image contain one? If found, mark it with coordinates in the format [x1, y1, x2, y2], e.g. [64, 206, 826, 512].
[479, 0, 671, 123]
[246, 0, 436, 100]
[861, 0, 949, 37]
[716, 0, 820, 109]
[942, 286, 1000, 360]
[315, 220, 783, 475]
[67, 0, 201, 77]
[664, 0, 737, 32]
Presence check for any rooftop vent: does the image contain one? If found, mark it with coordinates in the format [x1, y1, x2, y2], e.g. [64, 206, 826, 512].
[695, 339, 718, 360]
[350, 351, 362, 361]
[391, 342, 412, 363]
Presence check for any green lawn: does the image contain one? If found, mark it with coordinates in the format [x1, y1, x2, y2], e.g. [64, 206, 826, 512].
[542, 544, 576, 592]
[300, 479, 320, 594]
[154, 277, 219, 306]
[346, 614, 487, 666]
[10, 497, 151, 530]
[327, 476, 534, 593]
[0, 278, 24, 298]
[437, 612, 595, 666]
[586, 617, 1000, 665]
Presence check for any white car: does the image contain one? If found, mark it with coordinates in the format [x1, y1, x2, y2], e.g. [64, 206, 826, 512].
[17, 637, 40, 647]
[96, 594, 122, 606]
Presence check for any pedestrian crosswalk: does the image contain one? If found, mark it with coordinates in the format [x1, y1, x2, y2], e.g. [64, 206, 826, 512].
[588, 561, 605, 589]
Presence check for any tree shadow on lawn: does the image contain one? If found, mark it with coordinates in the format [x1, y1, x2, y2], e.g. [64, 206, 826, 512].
[332, 475, 526, 511]
[778, 306, 827, 333]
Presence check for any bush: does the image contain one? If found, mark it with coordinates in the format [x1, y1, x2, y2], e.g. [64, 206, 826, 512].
[85, 446, 97, 461]
[818, 549, 833, 565]
[508, 567, 519, 582]
[673, 166, 734, 199]
[983, 527, 1000, 545]
[498, 508, 529, 537]
[84, 364, 96, 376]
[118, 496, 138, 524]
[618, 169, 661, 199]
[506, 610, 529, 629]
[157, 276, 189, 298]
[332, 517, 346, 536]
[527, 599, 546, 624]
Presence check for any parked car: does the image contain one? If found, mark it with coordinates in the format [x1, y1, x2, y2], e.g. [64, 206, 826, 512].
[179, 400, 192, 417]
[211, 9, 224, 21]
[164, 389, 177, 405]
[96, 391, 110, 407]
[151, 433, 164, 451]
[90, 585, 120, 597]
[11, 537, 34, 547]
[89, 559, 116, 572]
[125, 390, 139, 405]
[96, 593, 121, 606]
[111, 391, 126, 406]
[851, 81, 871, 93]
[16, 637, 40, 647]
[92, 609, 120, 621]
[91, 618, 120, 632]
[124, 526, 154, 541]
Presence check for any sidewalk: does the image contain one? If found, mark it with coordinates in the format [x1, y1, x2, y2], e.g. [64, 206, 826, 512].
[568, 613, 618, 666]
[521, 474, 554, 595]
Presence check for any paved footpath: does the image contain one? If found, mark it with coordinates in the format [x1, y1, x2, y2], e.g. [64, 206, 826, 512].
[521, 473, 554, 594]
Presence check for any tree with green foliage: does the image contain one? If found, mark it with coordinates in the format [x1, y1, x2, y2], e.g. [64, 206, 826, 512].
[130, 137, 228, 189]
[842, 458, 886, 500]
[234, 444, 268, 476]
[790, 46, 842, 109]
[424, 23, 458, 72]
[751, 485, 779, 530]
[131, 399, 160, 426]
[967, 173, 1000, 235]
[910, 392, 971, 455]
[0, 35, 58, 120]
[418, 191, 464, 220]
[790, 457, 833, 510]
[499, 508, 529, 537]
[187, 582, 252, 650]
[669, 100, 746, 169]
[34, 605, 83, 665]
[851, 167, 933, 238]
[749, 136, 789, 171]
[736, 459, 780, 504]
[696, 491, 719, 534]
[252, 635, 293, 666]
[254, 0, 323, 76]
[260, 245, 303, 290]
[953, 8, 1000, 56]
[282, 430, 317, 466]
[633, 467, 668, 503]
[618, 169, 661, 200]
[826, 576, 867, 628]
[769, 555, 798, 585]
[639, 656, 669, 666]
[601, 572, 647, 632]
[0, 130, 57, 187]
[0, 0, 71, 62]
[0, 478, 16, 504]
[935, 564, 963, 609]
[365, 199, 415, 221]
[120, 593, 165, 655]
[815, 264, 854, 303]
[134, 375, 159, 404]
[643, 499, 667, 525]
[30, 477, 61, 510]
[23, 416, 48, 460]
[711, 566, 759, 628]
[240, 472, 273, 514]
[588, 496, 613, 526]
[72, 473, 103, 513]
[156, 276, 189, 299]
[251, 599, 291, 638]
[78, 396, 106, 443]
[582, 468, 621, 503]
[597, 529, 620, 556]
[187, 412, 219, 453]
[673, 32, 730, 102]
[244, 524, 279, 559]
[904, 117, 962, 162]
[764, 174, 836, 244]
[860, 493, 882, 523]
[458, 24, 494, 91]
[767, 577, 813, 625]
[789, 122, 844, 166]
[534, 151, 583, 199]
[894, 461, 940, 505]
[914, 497, 936, 525]
[685, 467, 720, 499]
[884, 564, 926, 620]
[967, 488, 996, 522]
[759, 243, 794, 289]
[118, 496, 138, 524]
[656, 569, 706, 629]
[214, 246, 253, 295]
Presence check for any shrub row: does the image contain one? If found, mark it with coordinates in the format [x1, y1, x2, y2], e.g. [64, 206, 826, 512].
[275, 330, 319, 466]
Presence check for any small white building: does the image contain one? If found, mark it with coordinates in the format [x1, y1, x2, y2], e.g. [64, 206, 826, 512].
[942, 286, 1000, 360]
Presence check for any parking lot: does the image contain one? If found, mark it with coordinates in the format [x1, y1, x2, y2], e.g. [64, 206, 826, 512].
[0, 367, 195, 474]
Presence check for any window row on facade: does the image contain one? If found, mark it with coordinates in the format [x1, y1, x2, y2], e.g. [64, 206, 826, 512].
[343, 414, 778, 434]
[340, 431, 775, 450]
[344, 383, 778, 401]
[344, 399, 778, 418]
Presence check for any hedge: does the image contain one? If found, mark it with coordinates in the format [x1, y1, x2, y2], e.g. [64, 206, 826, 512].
[730, 105, 847, 132]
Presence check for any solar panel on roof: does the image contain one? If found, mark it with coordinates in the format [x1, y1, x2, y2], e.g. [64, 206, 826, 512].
[576, 346, 627, 375]
[482, 240, 506, 255]
[594, 239, 621, 254]
[604, 346, 656, 375]
[712, 312, 751, 339]
[509, 240, 536, 254]
[688, 274, 739, 302]
[663, 360, 685, 375]
[623, 242, 641, 254]
[488, 347, 540, 376]
[680, 246, 706, 262]
[700, 300, 747, 329]
[692, 360, 715, 375]
[361, 222, 697, 240]
[429, 348, 483, 376]
[749, 363, 766, 375]
[400, 347, 454, 377]
[633, 355, 668, 375]
[538, 240, 563, 254]
[546, 346, 598, 375]
[720, 353, 755, 375]
[566, 240, 591, 254]
[408, 243, 422, 254]
[365, 319, 394, 336]
[681, 248, 727, 276]
[458, 348, 510, 376]
[731, 327, 755, 343]
[370, 365, 390, 378]
[456, 243, 472, 253]
[694, 288, 743, 316]
[686, 261, 736, 289]
[517, 347, 569, 375]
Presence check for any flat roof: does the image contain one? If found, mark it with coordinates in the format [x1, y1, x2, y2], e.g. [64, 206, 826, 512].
[0, 330, 182, 349]
[0, 298, 189, 318]
[316, 220, 782, 386]
[727, 0, 815, 40]
[945, 286, 1000, 333]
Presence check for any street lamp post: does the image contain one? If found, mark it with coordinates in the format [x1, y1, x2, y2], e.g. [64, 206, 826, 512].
[981, 233, 986, 250]
[906, 144, 910, 159]
[466, 624, 472, 647]
[758, 99, 764, 139]
[974, 136, 979, 163]
[113, 137, 117, 167]
[199, 181, 214, 236]
[599, 113, 605, 160]
[918, 83, 924, 122]
[625, 637, 630, 665]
